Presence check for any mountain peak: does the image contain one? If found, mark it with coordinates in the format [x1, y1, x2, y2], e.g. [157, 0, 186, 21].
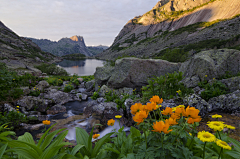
[70, 35, 83, 42]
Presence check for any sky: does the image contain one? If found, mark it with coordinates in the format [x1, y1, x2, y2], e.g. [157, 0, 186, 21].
[0, 0, 159, 46]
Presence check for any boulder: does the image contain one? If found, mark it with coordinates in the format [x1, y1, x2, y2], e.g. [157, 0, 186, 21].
[46, 105, 66, 115]
[208, 90, 240, 112]
[20, 87, 30, 95]
[85, 79, 95, 90]
[220, 76, 240, 93]
[98, 85, 112, 97]
[17, 96, 53, 112]
[42, 89, 72, 104]
[94, 65, 115, 87]
[180, 49, 240, 87]
[183, 94, 209, 117]
[36, 81, 50, 91]
[99, 57, 180, 89]
[77, 93, 88, 101]
[83, 101, 124, 126]
[3, 103, 16, 112]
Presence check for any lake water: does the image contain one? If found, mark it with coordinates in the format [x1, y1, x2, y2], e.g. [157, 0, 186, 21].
[56, 59, 104, 76]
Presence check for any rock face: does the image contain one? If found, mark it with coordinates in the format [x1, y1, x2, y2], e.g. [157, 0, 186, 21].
[0, 21, 59, 70]
[28, 35, 93, 57]
[180, 49, 240, 87]
[95, 57, 180, 89]
[96, 0, 240, 60]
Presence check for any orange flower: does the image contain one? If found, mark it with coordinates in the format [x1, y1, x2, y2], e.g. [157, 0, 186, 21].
[144, 102, 157, 112]
[42, 120, 51, 125]
[165, 117, 178, 126]
[133, 111, 148, 125]
[185, 106, 200, 118]
[171, 113, 180, 119]
[187, 117, 195, 124]
[175, 107, 186, 117]
[92, 134, 100, 139]
[131, 103, 143, 115]
[152, 121, 172, 134]
[162, 107, 172, 115]
[150, 96, 163, 104]
[107, 119, 115, 126]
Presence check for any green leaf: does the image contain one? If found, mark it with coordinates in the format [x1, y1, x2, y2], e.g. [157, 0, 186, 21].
[37, 123, 57, 148]
[83, 155, 89, 159]
[6, 147, 39, 159]
[87, 127, 94, 153]
[91, 132, 114, 158]
[104, 147, 120, 155]
[0, 143, 8, 158]
[41, 128, 67, 151]
[18, 132, 35, 145]
[50, 153, 67, 159]
[75, 127, 89, 148]
[70, 144, 85, 156]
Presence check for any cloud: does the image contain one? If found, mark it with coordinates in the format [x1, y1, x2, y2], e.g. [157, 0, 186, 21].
[0, 0, 158, 46]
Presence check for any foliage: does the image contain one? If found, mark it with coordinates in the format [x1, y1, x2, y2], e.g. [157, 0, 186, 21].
[62, 53, 86, 60]
[45, 77, 63, 86]
[154, 48, 189, 62]
[80, 75, 94, 82]
[35, 63, 69, 76]
[29, 87, 41, 97]
[63, 83, 74, 93]
[141, 72, 193, 102]
[0, 111, 28, 129]
[198, 79, 229, 101]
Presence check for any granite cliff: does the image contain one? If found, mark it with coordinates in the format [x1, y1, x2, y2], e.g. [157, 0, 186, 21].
[28, 36, 93, 57]
[96, 0, 240, 60]
[0, 21, 59, 72]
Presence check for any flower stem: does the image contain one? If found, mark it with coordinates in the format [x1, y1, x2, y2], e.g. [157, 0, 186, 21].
[217, 130, 222, 140]
[218, 148, 223, 159]
[144, 130, 147, 149]
[203, 142, 206, 159]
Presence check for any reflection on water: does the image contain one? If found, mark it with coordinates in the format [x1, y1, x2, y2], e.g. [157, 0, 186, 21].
[57, 59, 104, 76]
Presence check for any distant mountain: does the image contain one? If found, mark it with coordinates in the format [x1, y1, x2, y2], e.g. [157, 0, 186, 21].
[96, 0, 240, 60]
[0, 21, 58, 70]
[87, 45, 109, 55]
[28, 35, 93, 57]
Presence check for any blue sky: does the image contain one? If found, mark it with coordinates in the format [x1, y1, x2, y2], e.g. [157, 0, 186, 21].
[0, 0, 158, 46]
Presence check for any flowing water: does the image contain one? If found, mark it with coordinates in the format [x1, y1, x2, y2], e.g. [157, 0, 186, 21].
[56, 59, 104, 76]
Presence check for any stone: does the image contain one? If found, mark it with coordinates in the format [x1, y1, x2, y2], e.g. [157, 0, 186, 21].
[85, 79, 95, 90]
[94, 65, 115, 86]
[98, 85, 112, 97]
[96, 97, 106, 103]
[77, 78, 84, 83]
[77, 93, 88, 101]
[208, 90, 240, 112]
[3, 103, 16, 112]
[220, 76, 240, 93]
[183, 94, 209, 117]
[17, 96, 53, 112]
[70, 90, 77, 94]
[180, 49, 240, 87]
[114, 87, 133, 96]
[36, 80, 50, 91]
[28, 115, 49, 121]
[20, 123, 44, 131]
[20, 87, 30, 95]
[104, 57, 180, 89]
[46, 105, 66, 115]
[42, 89, 72, 105]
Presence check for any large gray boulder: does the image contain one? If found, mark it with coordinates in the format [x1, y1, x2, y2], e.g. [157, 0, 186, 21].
[208, 90, 240, 112]
[180, 49, 240, 87]
[42, 89, 72, 104]
[95, 57, 180, 89]
[220, 76, 240, 93]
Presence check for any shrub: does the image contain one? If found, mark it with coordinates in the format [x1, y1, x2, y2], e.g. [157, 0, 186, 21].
[0, 111, 28, 129]
[35, 63, 69, 76]
[80, 75, 94, 82]
[45, 77, 63, 86]
[141, 72, 193, 102]
[198, 79, 229, 101]
[154, 48, 189, 62]
[63, 83, 74, 92]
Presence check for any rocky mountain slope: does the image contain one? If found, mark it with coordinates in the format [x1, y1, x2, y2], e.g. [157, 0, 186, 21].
[0, 21, 59, 72]
[28, 36, 93, 57]
[87, 45, 109, 56]
[96, 0, 240, 60]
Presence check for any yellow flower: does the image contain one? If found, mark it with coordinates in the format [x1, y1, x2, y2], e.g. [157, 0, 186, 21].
[211, 114, 222, 119]
[115, 115, 122, 118]
[207, 121, 225, 131]
[17, 111, 19, 113]
[92, 134, 100, 139]
[107, 119, 115, 126]
[213, 78, 215, 80]
[224, 124, 235, 130]
[13, 79, 15, 80]
[156, 105, 162, 109]
[205, 75, 207, 77]
[189, 133, 192, 136]
[176, 90, 181, 93]
[216, 139, 231, 150]
[16, 106, 19, 108]
[4, 125, 8, 128]
[197, 131, 216, 142]
[42, 120, 51, 125]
